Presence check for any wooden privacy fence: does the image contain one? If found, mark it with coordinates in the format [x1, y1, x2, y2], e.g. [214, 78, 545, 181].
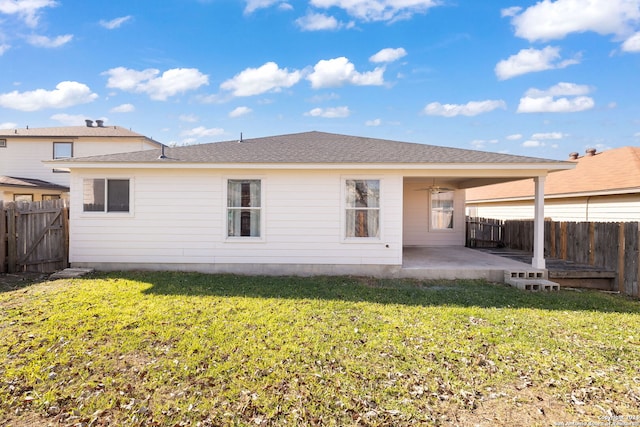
[1, 199, 69, 273]
[467, 217, 640, 298]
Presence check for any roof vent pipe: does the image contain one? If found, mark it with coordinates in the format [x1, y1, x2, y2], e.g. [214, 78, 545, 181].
[96, 120, 104, 127]
[85, 119, 94, 127]
[568, 152, 579, 160]
[585, 148, 597, 157]
[158, 145, 167, 159]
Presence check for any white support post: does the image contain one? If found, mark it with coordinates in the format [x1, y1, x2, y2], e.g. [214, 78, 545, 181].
[532, 175, 546, 269]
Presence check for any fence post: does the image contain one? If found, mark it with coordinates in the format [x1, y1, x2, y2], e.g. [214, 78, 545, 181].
[560, 222, 567, 260]
[6, 203, 17, 273]
[637, 223, 640, 298]
[0, 201, 5, 273]
[617, 222, 625, 293]
[589, 222, 596, 266]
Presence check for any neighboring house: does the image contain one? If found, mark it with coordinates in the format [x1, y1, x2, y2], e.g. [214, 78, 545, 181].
[47, 131, 573, 275]
[0, 120, 162, 202]
[466, 146, 640, 222]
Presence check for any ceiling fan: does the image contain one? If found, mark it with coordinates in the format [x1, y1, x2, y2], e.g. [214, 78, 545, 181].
[415, 179, 454, 194]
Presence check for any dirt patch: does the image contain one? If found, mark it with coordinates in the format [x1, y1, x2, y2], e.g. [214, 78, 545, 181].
[0, 272, 50, 293]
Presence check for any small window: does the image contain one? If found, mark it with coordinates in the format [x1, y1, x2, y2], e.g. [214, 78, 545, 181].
[53, 142, 73, 173]
[42, 194, 61, 201]
[431, 190, 454, 230]
[0, 139, 6, 148]
[227, 179, 261, 237]
[14, 194, 33, 202]
[345, 179, 380, 238]
[83, 178, 130, 213]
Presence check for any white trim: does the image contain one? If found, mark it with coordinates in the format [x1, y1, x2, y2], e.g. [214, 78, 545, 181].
[45, 161, 575, 172]
[79, 176, 135, 218]
[341, 176, 382, 243]
[222, 176, 266, 243]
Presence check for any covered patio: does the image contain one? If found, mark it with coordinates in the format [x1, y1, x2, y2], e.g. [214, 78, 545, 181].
[399, 246, 536, 282]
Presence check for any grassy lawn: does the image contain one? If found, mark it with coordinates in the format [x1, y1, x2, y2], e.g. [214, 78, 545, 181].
[1, 273, 640, 426]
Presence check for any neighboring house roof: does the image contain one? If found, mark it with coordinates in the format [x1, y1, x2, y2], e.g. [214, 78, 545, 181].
[467, 146, 640, 202]
[0, 125, 162, 145]
[50, 131, 570, 166]
[0, 176, 69, 191]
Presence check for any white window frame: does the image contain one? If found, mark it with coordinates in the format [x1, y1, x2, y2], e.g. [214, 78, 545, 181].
[429, 189, 455, 232]
[53, 141, 73, 173]
[342, 177, 382, 242]
[0, 139, 6, 148]
[80, 177, 134, 217]
[223, 177, 265, 242]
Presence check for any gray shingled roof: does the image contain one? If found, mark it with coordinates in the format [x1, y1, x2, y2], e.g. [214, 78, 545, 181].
[0, 125, 157, 140]
[0, 176, 69, 191]
[55, 131, 566, 165]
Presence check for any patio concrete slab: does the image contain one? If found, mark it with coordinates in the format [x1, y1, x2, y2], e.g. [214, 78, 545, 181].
[400, 246, 538, 283]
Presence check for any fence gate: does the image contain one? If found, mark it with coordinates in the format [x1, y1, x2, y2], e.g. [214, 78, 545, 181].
[1, 199, 69, 273]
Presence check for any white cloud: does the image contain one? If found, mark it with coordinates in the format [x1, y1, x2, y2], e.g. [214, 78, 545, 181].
[104, 67, 209, 100]
[304, 106, 351, 118]
[506, 133, 523, 140]
[0, 43, 10, 55]
[522, 140, 543, 148]
[99, 15, 132, 29]
[244, 0, 280, 14]
[501, 6, 522, 17]
[531, 132, 566, 140]
[508, 0, 640, 42]
[309, 0, 440, 22]
[179, 114, 199, 122]
[181, 126, 225, 138]
[365, 118, 381, 126]
[518, 96, 594, 113]
[220, 62, 302, 97]
[27, 34, 73, 48]
[422, 99, 506, 117]
[525, 82, 591, 97]
[0, 0, 57, 27]
[229, 106, 253, 117]
[369, 47, 407, 63]
[622, 31, 640, 52]
[0, 122, 17, 129]
[110, 103, 135, 113]
[0, 81, 98, 111]
[495, 46, 580, 80]
[518, 82, 595, 113]
[470, 139, 499, 149]
[634, 131, 640, 137]
[50, 113, 91, 125]
[307, 57, 384, 88]
[295, 12, 341, 31]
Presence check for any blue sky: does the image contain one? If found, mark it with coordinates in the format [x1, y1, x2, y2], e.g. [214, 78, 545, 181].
[1, 0, 639, 159]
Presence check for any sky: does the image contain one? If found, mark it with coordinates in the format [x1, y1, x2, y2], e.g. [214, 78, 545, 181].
[1, 0, 639, 160]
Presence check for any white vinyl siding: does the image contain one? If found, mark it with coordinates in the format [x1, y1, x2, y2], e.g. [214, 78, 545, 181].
[467, 193, 640, 222]
[68, 169, 403, 267]
[0, 137, 158, 188]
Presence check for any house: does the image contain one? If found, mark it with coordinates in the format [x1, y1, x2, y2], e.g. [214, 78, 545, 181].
[466, 146, 640, 222]
[0, 120, 162, 202]
[47, 131, 574, 277]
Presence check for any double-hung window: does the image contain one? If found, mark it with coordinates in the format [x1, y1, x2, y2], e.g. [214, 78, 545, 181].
[345, 179, 380, 238]
[227, 179, 261, 237]
[431, 190, 454, 230]
[83, 178, 130, 213]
